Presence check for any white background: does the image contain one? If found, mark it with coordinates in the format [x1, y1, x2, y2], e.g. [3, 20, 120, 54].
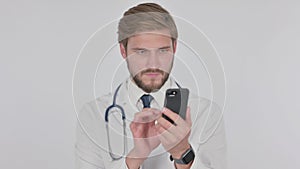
[1, 0, 300, 169]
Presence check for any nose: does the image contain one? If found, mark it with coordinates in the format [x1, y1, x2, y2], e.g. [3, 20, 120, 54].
[146, 51, 161, 68]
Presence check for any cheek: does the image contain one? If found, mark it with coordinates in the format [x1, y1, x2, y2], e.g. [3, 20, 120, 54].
[127, 57, 147, 75]
[159, 57, 174, 72]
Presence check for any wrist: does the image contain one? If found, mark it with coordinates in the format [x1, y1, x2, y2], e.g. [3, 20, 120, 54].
[170, 143, 191, 159]
[125, 156, 144, 169]
[170, 144, 195, 166]
[129, 147, 151, 159]
[125, 148, 148, 169]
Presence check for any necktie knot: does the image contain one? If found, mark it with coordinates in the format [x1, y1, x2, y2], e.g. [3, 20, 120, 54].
[140, 94, 153, 108]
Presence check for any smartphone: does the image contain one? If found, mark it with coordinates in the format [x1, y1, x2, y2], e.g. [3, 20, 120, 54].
[163, 88, 189, 123]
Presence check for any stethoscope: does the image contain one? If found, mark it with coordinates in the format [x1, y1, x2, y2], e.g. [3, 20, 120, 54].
[104, 84, 127, 161]
[104, 81, 181, 161]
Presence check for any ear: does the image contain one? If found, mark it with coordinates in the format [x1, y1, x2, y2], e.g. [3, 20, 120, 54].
[172, 40, 177, 53]
[119, 43, 127, 59]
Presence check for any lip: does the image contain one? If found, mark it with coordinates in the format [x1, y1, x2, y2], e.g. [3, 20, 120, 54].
[144, 72, 161, 77]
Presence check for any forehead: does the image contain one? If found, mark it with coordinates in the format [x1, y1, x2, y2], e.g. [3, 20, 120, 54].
[127, 30, 173, 49]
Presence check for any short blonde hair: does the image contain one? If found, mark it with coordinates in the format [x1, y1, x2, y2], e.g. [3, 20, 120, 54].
[118, 3, 178, 49]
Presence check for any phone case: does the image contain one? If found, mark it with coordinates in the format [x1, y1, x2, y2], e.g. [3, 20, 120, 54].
[163, 88, 189, 121]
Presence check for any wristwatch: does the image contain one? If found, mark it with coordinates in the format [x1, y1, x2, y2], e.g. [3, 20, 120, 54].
[170, 146, 195, 164]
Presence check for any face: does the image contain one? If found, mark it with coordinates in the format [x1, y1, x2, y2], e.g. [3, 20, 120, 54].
[120, 30, 177, 93]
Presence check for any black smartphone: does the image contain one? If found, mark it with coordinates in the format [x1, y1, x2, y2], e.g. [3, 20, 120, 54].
[163, 88, 189, 123]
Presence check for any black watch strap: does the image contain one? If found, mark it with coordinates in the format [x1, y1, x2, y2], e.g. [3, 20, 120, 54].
[170, 146, 195, 164]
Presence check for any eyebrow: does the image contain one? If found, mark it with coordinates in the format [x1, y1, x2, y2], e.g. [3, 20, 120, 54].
[131, 47, 148, 51]
[158, 46, 171, 50]
[130, 46, 171, 51]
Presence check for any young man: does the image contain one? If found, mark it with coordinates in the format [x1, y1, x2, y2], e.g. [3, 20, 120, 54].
[76, 3, 226, 169]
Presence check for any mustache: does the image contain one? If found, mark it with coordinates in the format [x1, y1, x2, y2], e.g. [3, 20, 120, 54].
[141, 68, 165, 74]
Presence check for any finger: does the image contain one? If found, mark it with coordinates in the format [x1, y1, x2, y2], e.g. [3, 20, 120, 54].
[185, 106, 192, 126]
[157, 116, 190, 141]
[157, 127, 179, 152]
[157, 116, 174, 130]
[129, 122, 135, 130]
[145, 108, 162, 115]
[155, 123, 172, 134]
[132, 113, 143, 123]
[156, 124, 176, 140]
[162, 108, 185, 126]
[140, 108, 162, 118]
[155, 123, 165, 134]
[133, 110, 161, 123]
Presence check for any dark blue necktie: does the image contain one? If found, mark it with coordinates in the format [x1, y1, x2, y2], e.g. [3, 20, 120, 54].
[140, 94, 153, 108]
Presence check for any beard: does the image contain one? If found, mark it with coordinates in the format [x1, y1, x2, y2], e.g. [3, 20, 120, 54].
[133, 68, 169, 93]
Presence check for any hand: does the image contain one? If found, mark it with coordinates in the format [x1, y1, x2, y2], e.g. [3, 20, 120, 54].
[126, 108, 161, 168]
[155, 107, 192, 159]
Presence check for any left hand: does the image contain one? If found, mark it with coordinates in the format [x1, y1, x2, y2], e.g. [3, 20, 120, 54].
[155, 107, 192, 158]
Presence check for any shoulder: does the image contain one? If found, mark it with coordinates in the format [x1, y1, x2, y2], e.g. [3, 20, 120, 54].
[79, 79, 129, 117]
[77, 93, 113, 123]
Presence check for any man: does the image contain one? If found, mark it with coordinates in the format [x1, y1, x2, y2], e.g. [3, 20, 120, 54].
[76, 3, 226, 169]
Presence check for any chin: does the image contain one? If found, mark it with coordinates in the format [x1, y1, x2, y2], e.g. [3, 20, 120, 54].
[145, 81, 163, 89]
[133, 71, 169, 93]
[143, 75, 163, 84]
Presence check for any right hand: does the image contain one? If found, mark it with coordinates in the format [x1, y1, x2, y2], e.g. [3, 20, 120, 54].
[126, 108, 162, 168]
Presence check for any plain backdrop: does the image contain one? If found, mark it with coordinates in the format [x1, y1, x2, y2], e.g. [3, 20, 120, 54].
[1, 0, 300, 169]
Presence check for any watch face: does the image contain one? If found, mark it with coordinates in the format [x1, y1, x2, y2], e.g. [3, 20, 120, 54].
[182, 149, 195, 164]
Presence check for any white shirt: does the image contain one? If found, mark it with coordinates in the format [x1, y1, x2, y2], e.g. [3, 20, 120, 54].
[75, 77, 227, 169]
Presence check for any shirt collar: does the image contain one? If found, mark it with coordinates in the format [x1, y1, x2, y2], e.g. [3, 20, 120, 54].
[126, 76, 178, 108]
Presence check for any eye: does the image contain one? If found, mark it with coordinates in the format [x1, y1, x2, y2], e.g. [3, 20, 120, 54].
[137, 50, 144, 54]
[159, 48, 168, 53]
[135, 49, 148, 56]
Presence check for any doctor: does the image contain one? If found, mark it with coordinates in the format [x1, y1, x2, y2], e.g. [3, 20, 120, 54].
[76, 3, 227, 169]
